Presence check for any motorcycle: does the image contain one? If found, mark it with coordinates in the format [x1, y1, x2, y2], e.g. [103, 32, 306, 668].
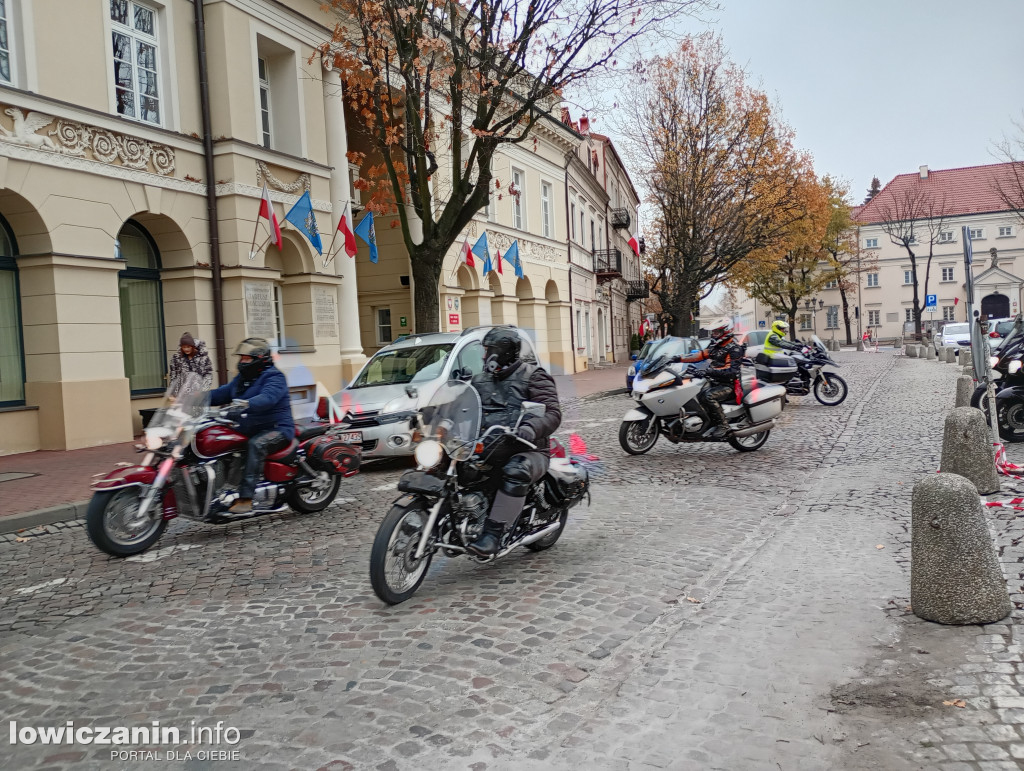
[972, 315, 1024, 442]
[777, 335, 848, 406]
[87, 389, 361, 557]
[618, 349, 787, 455]
[368, 380, 590, 605]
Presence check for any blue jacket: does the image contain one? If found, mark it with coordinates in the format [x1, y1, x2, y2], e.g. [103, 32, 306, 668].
[209, 366, 294, 438]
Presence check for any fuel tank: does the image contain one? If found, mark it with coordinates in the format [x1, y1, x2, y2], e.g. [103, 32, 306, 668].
[194, 425, 248, 458]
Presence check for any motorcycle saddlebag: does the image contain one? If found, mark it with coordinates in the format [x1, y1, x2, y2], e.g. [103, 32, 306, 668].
[753, 352, 797, 385]
[544, 458, 589, 506]
[305, 435, 362, 477]
[743, 384, 787, 423]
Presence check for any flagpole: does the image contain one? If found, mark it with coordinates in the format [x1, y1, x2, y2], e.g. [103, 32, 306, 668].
[325, 201, 346, 262]
[248, 215, 263, 260]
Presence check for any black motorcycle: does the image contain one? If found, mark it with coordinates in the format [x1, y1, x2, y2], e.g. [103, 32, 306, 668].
[775, 335, 848, 406]
[368, 381, 590, 604]
[972, 316, 1024, 442]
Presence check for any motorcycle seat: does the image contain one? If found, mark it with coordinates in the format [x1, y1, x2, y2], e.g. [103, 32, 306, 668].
[295, 423, 330, 442]
[267, 437, 299, 464]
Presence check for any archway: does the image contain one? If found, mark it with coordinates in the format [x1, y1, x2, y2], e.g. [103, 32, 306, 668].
[982, 293, 1010, 319]
[458, 265, 491, 327]
[0, 214, 24, 406]
[490, 271, 517, 325]
[117, 220, 167, 393]
[597, 307, 607, 362]
[544, 280, 570, 375]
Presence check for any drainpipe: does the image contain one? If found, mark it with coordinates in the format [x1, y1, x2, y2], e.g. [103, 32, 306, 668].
[193, 0, 227, 382]
[564, 152, 577, 372]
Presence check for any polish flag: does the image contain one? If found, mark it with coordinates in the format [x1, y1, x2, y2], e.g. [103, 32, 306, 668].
[339, 201, 357, 258]
[495, 247, 503, 274]
[461, 238, 475, 268]
[628, 235, 641, 257]
[259, 182, 282, 250]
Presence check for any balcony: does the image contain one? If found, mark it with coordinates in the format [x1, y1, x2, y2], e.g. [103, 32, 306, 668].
[594, 248, 622, 282]
[625, 280, 649, 301]
[610, 208, 631, 230]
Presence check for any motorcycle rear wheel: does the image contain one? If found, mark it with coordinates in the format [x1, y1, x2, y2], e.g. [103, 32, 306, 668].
[86, 489, 167, 557]
[369, 503, 434, 605]
[728, 429, 770, 452]
[525, 507, 568, 552]
[813, 374, 848, 406]
[619, 417, 659, 455]
[286, 471, 341, 513]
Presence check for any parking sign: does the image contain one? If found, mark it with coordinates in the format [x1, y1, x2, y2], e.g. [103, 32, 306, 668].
[925, 294, 937, 308]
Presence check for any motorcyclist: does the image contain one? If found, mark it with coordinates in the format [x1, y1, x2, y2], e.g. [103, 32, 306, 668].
[763, 320, 803, 357]
[468, 326, 562, 556]
[208, 338, 295, 514]
[676, 321, 746, 438]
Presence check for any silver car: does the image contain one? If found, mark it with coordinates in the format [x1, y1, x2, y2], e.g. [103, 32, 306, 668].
[325, 326, 539, 459]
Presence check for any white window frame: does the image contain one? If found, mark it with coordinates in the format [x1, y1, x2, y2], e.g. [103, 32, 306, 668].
[541, 181, 552, 239]
[579, 206, 586, 248]
[511, 167, 525, 230]
[905, 308, 914, 323]
[825, 305, 839, 329]
[999, 225, 1014, 238]
[942, 306, 955, 321]
[0, 0, 13, 85]
[938, 231, 954, 243]
[941, 267, 954, 282]
[798, 314, 812, 331]
[258, 56, 272, 149]
[824, 279, 838, 289]
[570, 202, 576, 241]
[375, 307, 392, 345]
[866, 273, 879, 287]
[865, 237, 878, 249]
[969, 227, 984, 240]
[109, 0, 162, 126]
[867, 309, 880, 327]
[903, 270, 913, 285]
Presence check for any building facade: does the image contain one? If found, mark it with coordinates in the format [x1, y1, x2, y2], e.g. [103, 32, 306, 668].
[0, 0, 638, 455]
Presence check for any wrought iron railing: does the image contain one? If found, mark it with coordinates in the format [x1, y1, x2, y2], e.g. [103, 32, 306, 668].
[594, 248, 622, 276]
[610, 208, 631, 230]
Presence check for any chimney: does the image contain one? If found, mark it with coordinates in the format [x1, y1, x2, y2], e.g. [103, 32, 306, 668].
[919, 165, 929, 180]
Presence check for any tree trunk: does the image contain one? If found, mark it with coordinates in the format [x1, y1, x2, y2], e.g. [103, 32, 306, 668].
[667, 288, 697, 337]
[910, 255, 922, 339]
[410, 246, 442, 333]
[839, 287, 852, 344]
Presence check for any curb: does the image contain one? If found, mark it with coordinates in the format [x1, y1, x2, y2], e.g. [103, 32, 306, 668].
[0, 500, 88, 535]
[580, 387, 627, 402]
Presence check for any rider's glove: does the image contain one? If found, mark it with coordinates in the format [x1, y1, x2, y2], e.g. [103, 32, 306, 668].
[516, 424, 537, 443]
[225, 406, 246, 421]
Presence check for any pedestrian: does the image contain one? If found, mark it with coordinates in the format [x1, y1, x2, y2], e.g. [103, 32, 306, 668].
[168, 332, 213, 399]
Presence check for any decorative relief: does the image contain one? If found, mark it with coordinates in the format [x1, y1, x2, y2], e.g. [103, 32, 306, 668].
[256, 160, 311, 195]
[0, 105, 175, 175]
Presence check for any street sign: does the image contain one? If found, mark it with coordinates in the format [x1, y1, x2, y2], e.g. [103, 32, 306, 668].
[925, 294, 937, 308]
[758, 320, 766, 328]
[399, 316, 407, 327]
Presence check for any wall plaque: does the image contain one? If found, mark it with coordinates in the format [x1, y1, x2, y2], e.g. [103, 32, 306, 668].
[244, 281, 276, 340]
[314, 286, 339, 339]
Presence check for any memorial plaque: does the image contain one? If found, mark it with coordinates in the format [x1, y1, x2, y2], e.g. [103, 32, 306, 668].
[244, 281, 275, 340]
[314, 286, 339, 339]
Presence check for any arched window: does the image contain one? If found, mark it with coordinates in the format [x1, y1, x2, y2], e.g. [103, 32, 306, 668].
[117, 221, 166, 393]
[0, 215, 24, 406]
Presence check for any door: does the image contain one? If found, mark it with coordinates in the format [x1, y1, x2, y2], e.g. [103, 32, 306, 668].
[982, 293, 1010, 319]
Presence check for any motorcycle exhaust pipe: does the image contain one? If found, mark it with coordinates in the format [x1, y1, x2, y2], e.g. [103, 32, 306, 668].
[488, 521, 562, 560]
[731, 420, 775, 438]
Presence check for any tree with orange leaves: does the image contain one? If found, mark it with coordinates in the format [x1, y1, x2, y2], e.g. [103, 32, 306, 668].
[319, 0, 710, 332]
[630, 34, 812, 337]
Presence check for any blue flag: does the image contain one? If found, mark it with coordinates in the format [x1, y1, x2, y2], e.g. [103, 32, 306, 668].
[473, 232, 493, 275]
[354, 211, 378, 263]
[284, 191, 322, 255]
[503, 240, 524, 278]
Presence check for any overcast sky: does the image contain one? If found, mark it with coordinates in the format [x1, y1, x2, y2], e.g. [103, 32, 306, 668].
[703, 0, 1024, 199]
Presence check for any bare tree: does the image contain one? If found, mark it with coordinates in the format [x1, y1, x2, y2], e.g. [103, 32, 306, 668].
[321, 0, 710, 332]
[872, 186, 951, 339]
[994, 115, 1024, 224]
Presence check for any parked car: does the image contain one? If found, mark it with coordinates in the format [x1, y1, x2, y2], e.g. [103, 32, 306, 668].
[988, 317, 1015, 340]
[318, 326, 539, 459]
[628, 336, 704, 391]
[738, 329, 770, 357]
[934, 322, 971, 355]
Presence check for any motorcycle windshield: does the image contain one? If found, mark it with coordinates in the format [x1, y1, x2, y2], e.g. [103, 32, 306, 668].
[811, 335, 827, 352]
[419, 380, 482, 461]
[145, 385, 210, 447]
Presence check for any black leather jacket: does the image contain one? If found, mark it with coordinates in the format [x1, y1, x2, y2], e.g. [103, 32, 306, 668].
[680, 339, 747, 383]
[472, 360, 562, 446]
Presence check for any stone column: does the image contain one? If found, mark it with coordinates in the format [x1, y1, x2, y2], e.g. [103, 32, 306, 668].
[516, 298, 550, 369]
[461, 289, 493, 328]
[546, 300, 573, 375]
[323, 62, 365, 382]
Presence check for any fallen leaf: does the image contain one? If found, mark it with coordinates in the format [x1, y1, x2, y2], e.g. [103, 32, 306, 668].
[685, 597, 701, 604]
[14, 537, 28, 543]
[876, 545, 885, 550]
[942, 699, 966, 708]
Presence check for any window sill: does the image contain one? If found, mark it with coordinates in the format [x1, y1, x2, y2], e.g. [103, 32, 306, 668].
[997, 235, 1015, 239]
[0, 403, 36, 414]
[278, 347, 316, 355]
[940, 280, 956, 283]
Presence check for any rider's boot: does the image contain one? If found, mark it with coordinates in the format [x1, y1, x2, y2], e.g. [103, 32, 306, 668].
[701, 401, 730, 439]
[468, 491, 524, 556]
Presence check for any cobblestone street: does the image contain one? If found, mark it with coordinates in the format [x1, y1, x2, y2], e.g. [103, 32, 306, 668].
[5, 351, 1024, 770]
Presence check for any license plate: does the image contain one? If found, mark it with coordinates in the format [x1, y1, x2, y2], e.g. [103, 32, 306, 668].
[337, 431, 362, 444]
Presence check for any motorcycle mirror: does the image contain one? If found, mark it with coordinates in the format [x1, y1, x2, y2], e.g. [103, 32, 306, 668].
[521, 401, 546, 417]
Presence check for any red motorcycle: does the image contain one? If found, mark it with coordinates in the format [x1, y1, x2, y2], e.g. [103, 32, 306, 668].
[87, 391, 360, 557]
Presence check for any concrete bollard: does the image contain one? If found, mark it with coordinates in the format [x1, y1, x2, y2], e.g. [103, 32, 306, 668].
[943, 347, 955, 363]
[856, 340, 865, 351]
[925, 345, 936, 360]
[940, 407, 1000, 494]
[911, 473, 1011, 625]
[962, 365, 975, 378]
[955, 376, 975, 408]
[905, 343, 917, 357]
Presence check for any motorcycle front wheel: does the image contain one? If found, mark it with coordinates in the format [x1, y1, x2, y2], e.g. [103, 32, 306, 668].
[975, 392, 1024, 443]
[369, 503, 434, 605]
[813, 374, 848, 406]
[286, 471, 341, 513]
[618, 416, 659, 455]
[85, 489, 167, 557]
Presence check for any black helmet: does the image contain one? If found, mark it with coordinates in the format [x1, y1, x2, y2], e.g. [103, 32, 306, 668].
[234, 337, 273, 379]
[482, 326, 522, 374]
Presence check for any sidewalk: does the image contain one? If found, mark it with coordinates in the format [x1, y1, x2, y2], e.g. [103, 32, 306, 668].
[0, 363, 629, 532]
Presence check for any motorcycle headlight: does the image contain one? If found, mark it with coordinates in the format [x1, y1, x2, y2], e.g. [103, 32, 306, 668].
[414, 439, 444, 470]
[990, 356, 1000, 368]
[1010, 360, 1022, 374]
[144, 427, 171, 450]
